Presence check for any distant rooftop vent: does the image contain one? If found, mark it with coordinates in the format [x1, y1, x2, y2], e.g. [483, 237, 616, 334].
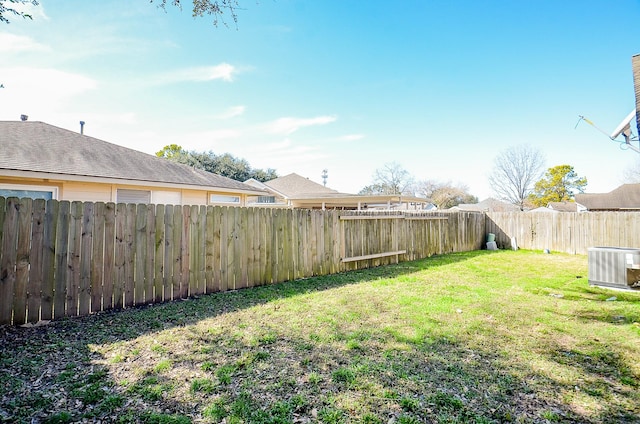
[80, 120, 85, 134]
[20, 114, 28, 121]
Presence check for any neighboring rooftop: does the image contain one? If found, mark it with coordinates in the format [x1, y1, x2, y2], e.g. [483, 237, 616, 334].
[575, 184, 640, 211]
[547, 201, 578, 212]
[263, 173, 340, 197]
[0, 121, 263, 193]
[451, 198, 520, 212]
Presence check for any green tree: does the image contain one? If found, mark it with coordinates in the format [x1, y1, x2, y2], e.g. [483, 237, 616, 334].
[1, 0, 39, 23]
[156, 145, 277, 182]
[156, 144, 188, 159]
[529, 165, 587, 207]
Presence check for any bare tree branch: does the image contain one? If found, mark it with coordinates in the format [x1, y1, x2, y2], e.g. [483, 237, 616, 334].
[489, 145, 545, 210]
[151, 0, 240, 27]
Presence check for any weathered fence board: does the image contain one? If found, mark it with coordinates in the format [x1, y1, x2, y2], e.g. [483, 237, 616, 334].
[28, 199, 45, 322]
[79, 202, 93, 316]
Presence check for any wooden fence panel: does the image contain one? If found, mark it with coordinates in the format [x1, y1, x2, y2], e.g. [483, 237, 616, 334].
[53, 201, 70, 319]
[124, 203, 136, 308]
[113, 203, 126, 309]
[154, 204, 165, 302]
[212, 206, 223, 292]
[145, 204, 156, 303]
[487, 211, 640, 255]
[172, 205, 182, 300]
[236, 207, 247, 290]
[91, 202, 105, 314]
[135, 204, 148, 305]
[197, 206, 207, 294]
[1, 196, 498, 325]
[79, 202, 93, 317]
[180, 206, 190, 298]
[0, 198, 19, 325]
[102, 203, 116, 310]
[28, 199, 46, 322]
[163, 204, 175, 301]
[13, 198, 32, 325]
[66, 201, 82, 317]
[263, 208, 273, 284]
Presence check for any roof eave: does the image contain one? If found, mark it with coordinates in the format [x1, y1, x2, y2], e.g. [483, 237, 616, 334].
[0, 168, 267, 195]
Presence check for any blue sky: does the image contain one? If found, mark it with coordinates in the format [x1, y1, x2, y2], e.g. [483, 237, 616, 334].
[1, 0, 639, 199]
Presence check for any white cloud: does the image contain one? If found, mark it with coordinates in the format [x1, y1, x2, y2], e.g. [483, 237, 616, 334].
[266, 115, 337, 135]
[336, 134, 364, 142]
[215, 105, 246, 119]
[0, 67, 97, 120]
[0, 33, 49, 53]
[151, 63, 237, 85]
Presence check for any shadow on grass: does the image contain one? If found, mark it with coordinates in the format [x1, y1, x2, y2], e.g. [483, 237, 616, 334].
[2, 250, 637, 423]
[0, 251, 488, 422]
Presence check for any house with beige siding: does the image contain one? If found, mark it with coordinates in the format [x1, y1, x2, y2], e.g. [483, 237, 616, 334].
[0, 121, 266, 205]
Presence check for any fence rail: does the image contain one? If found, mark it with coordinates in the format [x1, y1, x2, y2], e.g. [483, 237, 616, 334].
[486, 211, 640, 255]
[0, 197, 484, 325]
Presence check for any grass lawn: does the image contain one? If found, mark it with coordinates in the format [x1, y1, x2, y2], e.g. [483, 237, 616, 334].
[1, 250, 639, 423]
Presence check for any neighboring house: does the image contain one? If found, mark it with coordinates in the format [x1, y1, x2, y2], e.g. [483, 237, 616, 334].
[0, 121, 266, 205]
[448, 198, 520, 213]
[575, 184, 640, 211]
[245, 172, 429, 210]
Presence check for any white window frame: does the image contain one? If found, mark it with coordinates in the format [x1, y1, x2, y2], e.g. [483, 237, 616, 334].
[0, 183, 58, 200]
[209, 194, 241, 204]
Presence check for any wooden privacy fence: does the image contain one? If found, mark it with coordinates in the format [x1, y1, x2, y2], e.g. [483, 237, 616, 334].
[486, 211, 640, 255]
[0, 197, 485, 325]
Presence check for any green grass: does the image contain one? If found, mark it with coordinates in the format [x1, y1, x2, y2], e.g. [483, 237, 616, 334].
[1, 250, 639, 422]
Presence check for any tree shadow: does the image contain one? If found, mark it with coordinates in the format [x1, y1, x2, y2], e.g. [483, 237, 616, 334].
[4, 250, 634, 423]
[0, 251, 488, 422]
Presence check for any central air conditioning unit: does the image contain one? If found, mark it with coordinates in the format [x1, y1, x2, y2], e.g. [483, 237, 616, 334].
[588, 247, 640, 290]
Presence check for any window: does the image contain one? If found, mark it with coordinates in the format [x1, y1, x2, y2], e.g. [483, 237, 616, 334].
[117, 189, 151, 204]
[257, 195, 276, 204]
[210, 194, 240, 204]
[0, 184, 57, 200]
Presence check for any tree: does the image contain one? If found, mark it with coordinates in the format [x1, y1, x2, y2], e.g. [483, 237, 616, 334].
[1, 0, 39, 23]
[156, 144, 188, 159]
[529, 165, 587, 207]
[151, 0, 240, 26]
[156, 145, 277, 182]
[359, 162, 414, 195]
[415, 180, 478, 209]
[489, 145, 545, 210]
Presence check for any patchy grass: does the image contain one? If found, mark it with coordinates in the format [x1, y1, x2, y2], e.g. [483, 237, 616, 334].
[1, 250, 639, 423]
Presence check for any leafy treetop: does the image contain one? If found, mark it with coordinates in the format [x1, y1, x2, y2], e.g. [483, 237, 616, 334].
[528, 164, 587, 207]
[156, 144, 277, 183]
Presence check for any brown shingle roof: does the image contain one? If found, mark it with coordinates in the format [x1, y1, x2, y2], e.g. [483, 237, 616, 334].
[0, 121, 263, 193]
[547, 202, 578, 212]
[453, 198, 520, 212]
[575, 184, 640, 210]
[264, 173, 340, 197]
